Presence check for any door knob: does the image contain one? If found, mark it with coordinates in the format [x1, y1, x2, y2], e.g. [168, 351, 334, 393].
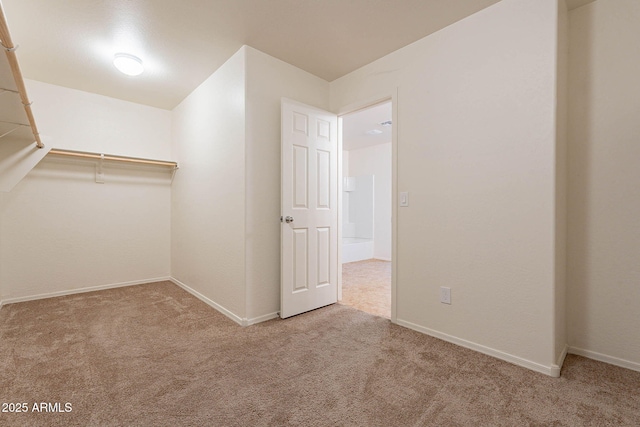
[285, 216, 294, 223]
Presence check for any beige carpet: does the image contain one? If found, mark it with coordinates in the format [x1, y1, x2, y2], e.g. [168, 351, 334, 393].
[341, 259, 391, 318]
[1, 281, 639, 426]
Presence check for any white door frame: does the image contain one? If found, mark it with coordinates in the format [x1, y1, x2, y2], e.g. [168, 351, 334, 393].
[336, 90, 398, 323]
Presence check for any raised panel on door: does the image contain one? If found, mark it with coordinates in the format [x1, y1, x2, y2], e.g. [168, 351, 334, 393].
[293, 228, 309, 292]
[317, 149, 330, 210]
[317, 227, 330, 287]
[317, 118, 330, 140]
[293, 112, 309, 136]
[292, 145, 309, 209]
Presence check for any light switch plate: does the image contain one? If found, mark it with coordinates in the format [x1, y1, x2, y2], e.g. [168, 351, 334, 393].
[440, 287, 451, 304]
[400, 191, 409, 207]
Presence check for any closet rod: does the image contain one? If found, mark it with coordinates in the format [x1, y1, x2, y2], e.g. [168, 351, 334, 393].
[0, 2, 44, 149]
[48, 148, 178, 169]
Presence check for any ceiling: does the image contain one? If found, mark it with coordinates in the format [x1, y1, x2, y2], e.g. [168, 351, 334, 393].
[2, 0, 596, 111]
[343, 101, 392, 151]
[2, 0, 503, 110]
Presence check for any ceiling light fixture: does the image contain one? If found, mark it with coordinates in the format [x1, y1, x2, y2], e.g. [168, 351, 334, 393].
[113, 53, 144, 76]
[365, 129, 383, 135]
[380, 120, 392, 127]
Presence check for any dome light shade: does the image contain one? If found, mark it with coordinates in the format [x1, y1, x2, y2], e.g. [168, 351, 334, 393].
[113, 53, 144, 76]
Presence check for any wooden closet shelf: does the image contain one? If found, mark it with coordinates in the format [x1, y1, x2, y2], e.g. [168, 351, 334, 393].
[48, 148, 178, 169]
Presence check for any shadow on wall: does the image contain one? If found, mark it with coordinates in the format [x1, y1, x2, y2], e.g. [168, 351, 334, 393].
[567, 1, 640, 366]
[566, 0, 595, 355]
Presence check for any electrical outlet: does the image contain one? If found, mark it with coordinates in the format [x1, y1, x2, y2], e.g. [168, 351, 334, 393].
[440, 287, 451, 305]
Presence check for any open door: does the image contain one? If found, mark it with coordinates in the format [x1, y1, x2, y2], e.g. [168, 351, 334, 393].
[281, 98, 338, 319]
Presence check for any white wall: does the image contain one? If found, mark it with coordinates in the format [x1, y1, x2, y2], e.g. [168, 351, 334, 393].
[331, 0, 564, 374]
[171, 48, 247, 321]
[27, 80, 171, 159]
[171, 46, 329, 324]
[342, 150, 349, 177]
[347, 143, 392, 261]
[244, 46, 330, 321]
[0, 81, 172, 301]
[567, 0, 640, 370]
[341, 150, 350, 237]
[555, 0, 569, 368]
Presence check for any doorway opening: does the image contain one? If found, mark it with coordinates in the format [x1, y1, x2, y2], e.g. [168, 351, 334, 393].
[339, 100, 392, 319]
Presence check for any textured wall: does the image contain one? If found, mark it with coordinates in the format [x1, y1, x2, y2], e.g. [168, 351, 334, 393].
[0, 81, 172, 301]
[244, 47, 330, 321]
[331, 0, 563, 373]
[567, 0, 640, 369]
[171, 48, 247, 320]
[554, 0, 569, 368]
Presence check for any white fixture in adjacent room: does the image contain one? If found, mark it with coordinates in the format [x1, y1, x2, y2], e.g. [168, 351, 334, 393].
[342, 175, 375, 263]
[113, 53, 144, 76]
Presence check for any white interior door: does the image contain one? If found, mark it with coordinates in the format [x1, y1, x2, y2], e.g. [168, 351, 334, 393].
[281, 98, 338, 319]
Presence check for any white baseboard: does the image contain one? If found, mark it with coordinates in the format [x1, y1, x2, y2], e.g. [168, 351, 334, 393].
[373, 257, 392, 262]
[1, 277, 171, 306]
[246, 312, 280, 326]
[170, 277, 280, 327]
[568, 346, 640, 373]
[2, 275, 278, 328]
[170, 277, 245, 326]
[396, 318, 561, 377]
[551, 344, 569, 377]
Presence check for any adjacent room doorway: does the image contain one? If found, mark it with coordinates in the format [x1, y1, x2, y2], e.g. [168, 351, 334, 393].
[339, 101, 393, 319]
[280, 97, 396, 321]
